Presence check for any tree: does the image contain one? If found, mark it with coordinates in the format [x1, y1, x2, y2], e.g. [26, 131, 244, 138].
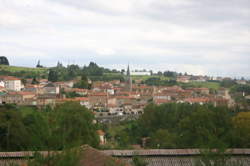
[73, 74, 89, 89]
[48, 69, 59, 82]
[0, 106, 29, 151]
[132, 156, 148, 166]
[150, 129, 176, 148]
[32, 76, 39, 84]
[52, 102, 99, 148]
[0, 56, 9, 65]
[178, 106, 234, 149]
[232, 112, 250, 148]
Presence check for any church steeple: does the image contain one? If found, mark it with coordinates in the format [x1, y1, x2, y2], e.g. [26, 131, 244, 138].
[127, 64, 130, 76]
[126, 64, 132, 92]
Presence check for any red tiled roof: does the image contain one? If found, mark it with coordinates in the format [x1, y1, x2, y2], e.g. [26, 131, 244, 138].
[184, 97, 210, 103]
[154, 99, 172, 104]
[57, 97, 89, 102]
[97, 130, 105, 136]
[89, 92, 107, 96]
[0, 76, 21, 81]
[75, 97, 89, 101]
[70, 88, 88, 92]
[116, 96, 135, 99]
[8, 91, 35, 96]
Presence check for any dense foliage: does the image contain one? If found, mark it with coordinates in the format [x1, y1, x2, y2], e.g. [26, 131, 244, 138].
[231, 84, 250, 95]
[144, 77, 176, 86]
[48, 62, 121, 82]
[109, 103, 249, 149]
[0, 102, 99, 151]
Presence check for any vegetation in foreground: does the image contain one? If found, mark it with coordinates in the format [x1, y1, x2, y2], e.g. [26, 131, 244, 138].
[101, 103, 250, 149]
[0, 102, 250, 165]
[0, 102, 99, 152]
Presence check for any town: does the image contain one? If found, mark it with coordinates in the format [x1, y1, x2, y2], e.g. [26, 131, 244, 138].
[1, 58, 249, 120]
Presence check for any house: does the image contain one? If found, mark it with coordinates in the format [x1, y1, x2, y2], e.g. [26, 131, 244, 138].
[191, 75, 206, 82]
[130, 71, 151, 76]
[190, 88, 210, 95]
[77, 97, 91, 109]
[176, 76, 191, 83]
[154, 99, 172, 105]
[153, 93, 171, 100]
[0, 80, 4, 87]
[0, 91, 36, 105]
[116, 96, 137, 106]
[217, 88, 230, 99]
[0, 76, 22, 91]
[54, 81, 75, 89]
[236, 80, 247, 85]
[42, 83, 60, 94]
[210, 97, 228, 107]
[23, 84, 40, 94]
[132, 85, 154, 97]
[0, 85, 6, 92]
[97, 130, 106, 145]
[88, 92, 108, 107]
[37, 94, 57, 106]
[184, 97, 210, 105]
[38, 79, 49, 85]
[65, 88, 88, 96]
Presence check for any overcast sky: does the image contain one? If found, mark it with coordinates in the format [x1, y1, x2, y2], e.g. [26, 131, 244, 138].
[0, 0, 249, 78]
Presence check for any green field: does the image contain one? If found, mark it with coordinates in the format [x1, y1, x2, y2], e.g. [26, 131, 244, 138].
[0, 65, 49, 78]
[131, 75, 171, 81]
[0, 65, 48, 73]
[179, 81, 221, 89]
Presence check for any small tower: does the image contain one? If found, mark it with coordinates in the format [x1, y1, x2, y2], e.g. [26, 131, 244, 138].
[126, 64, 132, 92]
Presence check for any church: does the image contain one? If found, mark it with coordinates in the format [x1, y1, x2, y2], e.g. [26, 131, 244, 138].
[125, 64, 132, 92]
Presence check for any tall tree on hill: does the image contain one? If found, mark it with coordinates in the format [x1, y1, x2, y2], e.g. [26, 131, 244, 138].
[48, 69, 59, 82]
[0, 56, 9, 65]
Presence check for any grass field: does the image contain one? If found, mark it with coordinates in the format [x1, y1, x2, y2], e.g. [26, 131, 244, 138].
[179, 81, 221, 89]
[131, 75, 171, 81]
[0, 65, 48, 73]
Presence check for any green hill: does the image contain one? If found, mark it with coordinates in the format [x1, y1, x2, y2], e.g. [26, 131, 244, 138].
[0, 65, 48, 72]
[0, 65, 48, 78]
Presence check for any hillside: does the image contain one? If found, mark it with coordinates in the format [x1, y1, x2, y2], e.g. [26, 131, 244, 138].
[0, 65, 48, 72]
[0, 65, 48, 78]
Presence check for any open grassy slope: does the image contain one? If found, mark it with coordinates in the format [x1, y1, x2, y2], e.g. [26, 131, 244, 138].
[0, 65, 48, 78]
[0, 65, 48, 73]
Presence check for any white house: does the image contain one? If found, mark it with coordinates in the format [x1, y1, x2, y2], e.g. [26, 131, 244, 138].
[0, 76, 22, 91]
[130, 71, 151, 76]
[0, 80, 4, 87]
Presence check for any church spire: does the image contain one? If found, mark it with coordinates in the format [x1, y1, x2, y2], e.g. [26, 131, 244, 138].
[127, 64, 130, 76]
[126, 64, 132, 92]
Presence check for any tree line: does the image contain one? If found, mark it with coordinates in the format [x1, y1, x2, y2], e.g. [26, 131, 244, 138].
[48, 62, 123, 83]
[107, 103, 250, 149]
[0, 102, 99, 152]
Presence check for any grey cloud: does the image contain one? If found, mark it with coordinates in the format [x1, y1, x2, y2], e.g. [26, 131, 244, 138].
[0, 0, 249, 78]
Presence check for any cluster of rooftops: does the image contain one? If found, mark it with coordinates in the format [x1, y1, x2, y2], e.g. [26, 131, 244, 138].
[0, 74, 234, 116]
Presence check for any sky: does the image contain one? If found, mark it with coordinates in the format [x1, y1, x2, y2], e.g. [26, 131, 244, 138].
[0, 0, 249, 78]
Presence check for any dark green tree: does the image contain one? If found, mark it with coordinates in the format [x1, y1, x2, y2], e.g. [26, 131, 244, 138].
[48, 69, 59, 82]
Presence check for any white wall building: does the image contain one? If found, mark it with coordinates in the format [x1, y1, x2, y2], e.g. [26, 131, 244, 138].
[0, 80, 4, 87]
[130, 71, 151, 76]
[0, 76, 22, 91]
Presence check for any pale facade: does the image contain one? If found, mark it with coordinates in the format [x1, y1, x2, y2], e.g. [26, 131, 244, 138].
[4, 79, 22, 91]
